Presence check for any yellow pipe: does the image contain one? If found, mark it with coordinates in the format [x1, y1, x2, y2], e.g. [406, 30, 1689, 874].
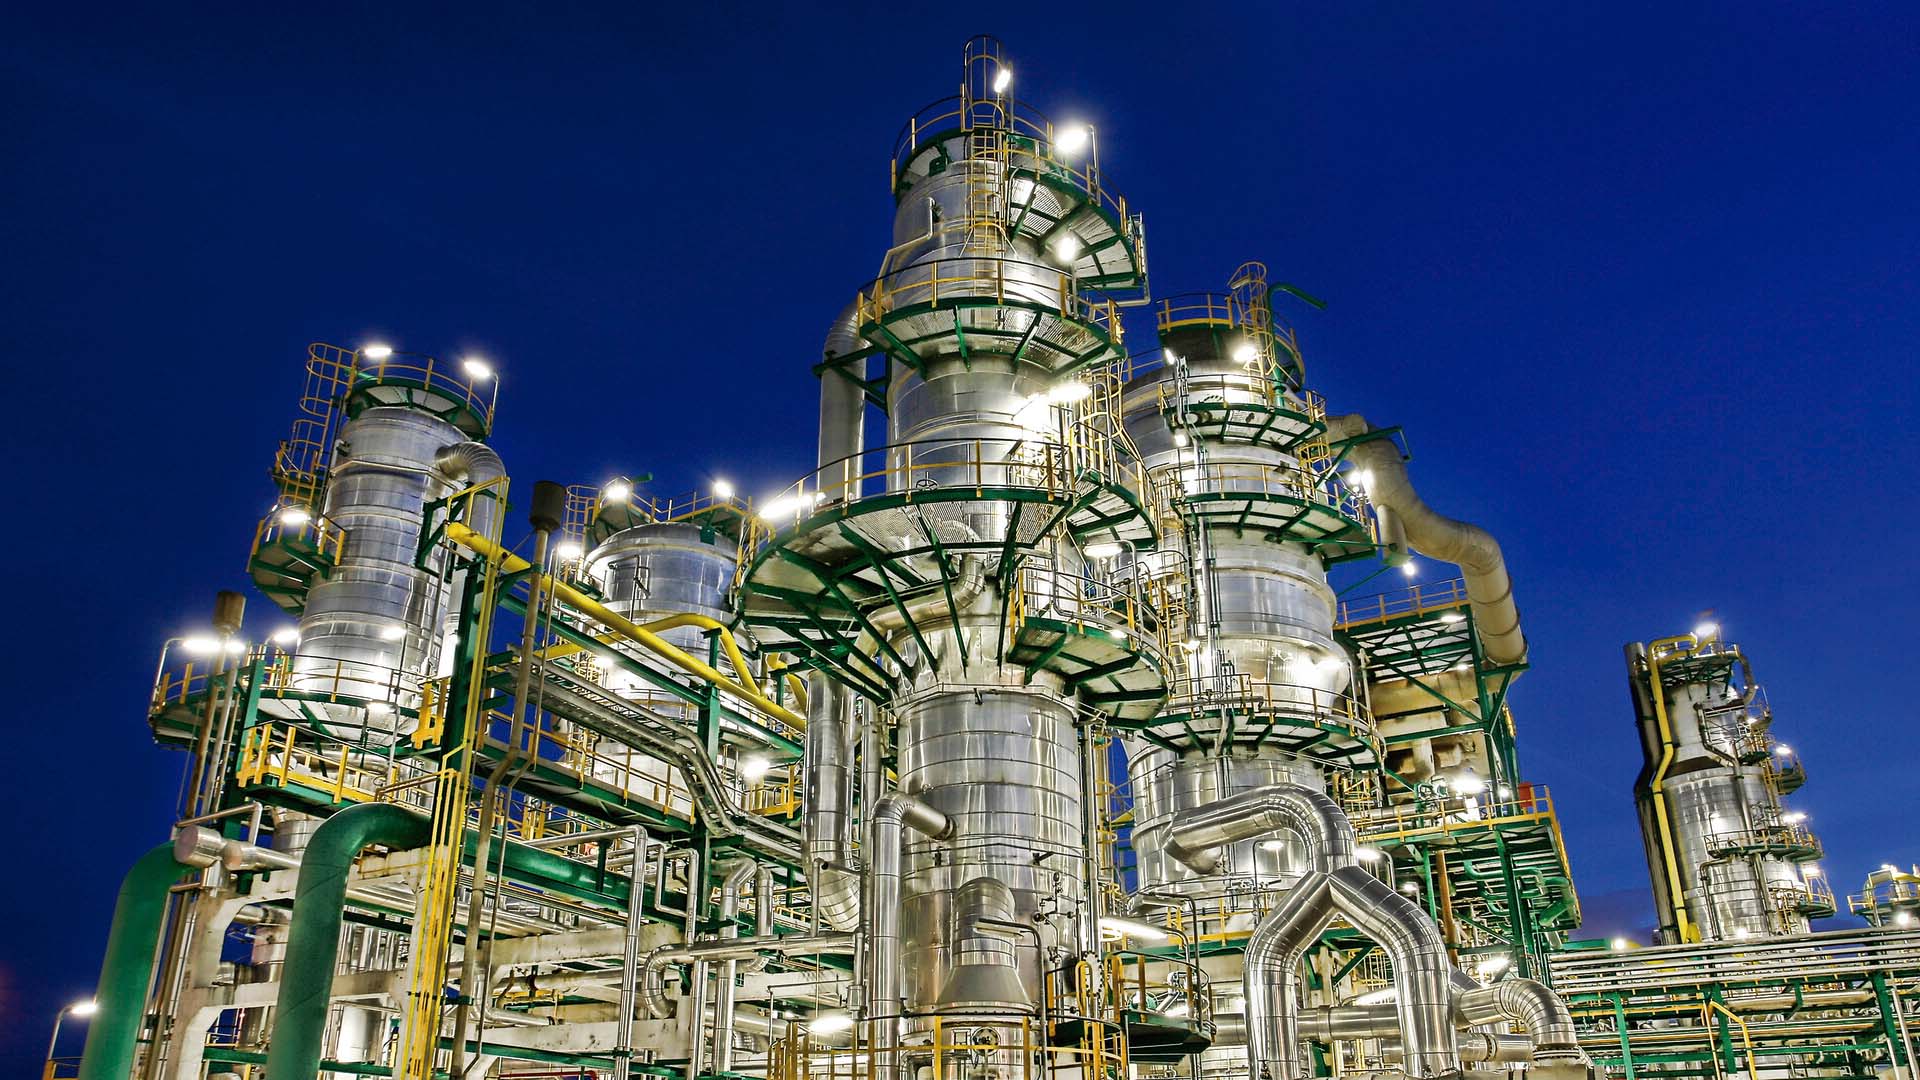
[634, 612, 758, 685]
[1646, 634, 1700, 943]
[444, 523, 806, 731]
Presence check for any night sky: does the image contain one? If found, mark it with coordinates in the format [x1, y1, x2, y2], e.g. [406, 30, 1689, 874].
[5, 3, 1917, 1072]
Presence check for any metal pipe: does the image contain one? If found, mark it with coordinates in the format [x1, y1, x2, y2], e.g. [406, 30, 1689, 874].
[1323, 413, 1525, 666]
[1164, 782, 1355, 875]
[77, 845, 192, 1080]
[263, 803, 432, 1080]
[1326, 866, 1459, 1078]
[712, 859, 758, 1073]
[805, 678, 861, 931]
[1244, 873, 1338, 1080]
[641, 933, 859, 1018]
[1450, 970, 1584, 1062]
[869, 792, 954, 1080]
[613, 825, 649, 1080]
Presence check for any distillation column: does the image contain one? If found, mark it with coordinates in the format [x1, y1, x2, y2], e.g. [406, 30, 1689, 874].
[1626, 628, 1830, 943]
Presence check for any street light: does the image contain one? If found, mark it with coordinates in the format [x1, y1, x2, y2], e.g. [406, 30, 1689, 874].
[45, 999, 97, 1079]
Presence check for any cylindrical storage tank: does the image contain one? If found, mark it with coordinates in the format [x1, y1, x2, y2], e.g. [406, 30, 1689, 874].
[294, 406, 485, 741]
[584, 520, 740, 660]
[895, 681, 1083, 1012]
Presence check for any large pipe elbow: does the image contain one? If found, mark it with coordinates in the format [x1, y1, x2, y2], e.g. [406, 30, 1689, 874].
[1452, 973, 1583, 1061]
[1244, 873, 1339, 1080]
[1324, 413, 1525, 666]
[1165, 783, 1356, 876]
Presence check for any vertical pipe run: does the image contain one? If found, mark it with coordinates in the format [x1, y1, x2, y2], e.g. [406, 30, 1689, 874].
[614, 825, 650, 1080]
[78, 845, 193, 1080]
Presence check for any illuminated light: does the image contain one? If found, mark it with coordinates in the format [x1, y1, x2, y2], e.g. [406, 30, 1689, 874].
[992, 66, 1012, 94]
[1401, 560, 1418, 578]
[68, 1000, 98, 1017]
[278, 507, 311, 527]
[1898, 912, 1915, 928]
[1496, 784, 1514, 799]
[807, 1012, 854, 1036]
[361, 343, 394, 360]
[270, 627, 300, 646]
[1050, 232, 1082, 263]
[1693, 621, 1719, 639]
[1047, 379, 1093, 404]
[602, 480, 632, 503]
[1475, 955, 1511, 976]
[1399, 881, 1419, 895]
[461, 357, 494, 381]
[1885, 864, 1901, 876]
[1610, 937, 1630, 951]
[1734, 928, 1751, 940]
[223, 640, 246, 655]
[1054, 125, 1090, 155]
[182, 637, 218, 656]
[1353, 846, 1383, 863]
[1439, 612, 1466, 624]
[380, 625, 406, 642]
[554, 541, 585, 562]
[1774, 744, 1792, 757]
[1099, 916, 1170, 942]
[1352, 469, 1374, 491]
[1173, 430, 1189, 447]
[713, 479, 736, 500]
[760, 495, 805, 520]
[1803, 864, 1822, 877]
[1178, 639, 1202, 652]
[1162, 1001, 1191, 1018]
[1084, 541, 1124, 559]
[1259, 839, 1289, 852]
[1783, 811, 1807, 824]
[366, 701, 393, 717]
[1232, 342, 1260, 366]
[1453, 773, 1487, 796]
[741, 756, 771, 783]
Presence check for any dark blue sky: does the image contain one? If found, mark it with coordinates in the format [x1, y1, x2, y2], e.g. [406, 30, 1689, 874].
[5, 3, 1916, 1071]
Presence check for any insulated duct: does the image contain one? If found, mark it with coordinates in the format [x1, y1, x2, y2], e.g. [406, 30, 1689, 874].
[1323, 413, 1525, 665]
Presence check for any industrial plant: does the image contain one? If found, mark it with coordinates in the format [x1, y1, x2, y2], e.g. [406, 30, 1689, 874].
[65, 37, 1917, 1080]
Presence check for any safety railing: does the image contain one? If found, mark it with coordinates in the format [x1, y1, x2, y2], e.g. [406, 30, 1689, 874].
[235, 720, 437, 808]
[794, 1012, 1129, 1080]
[1157, 372, 1325, 421]
[482, 719, 696, 820]
[262, 652, 428, 712]
[1350, 787, 1559, 845]
[1702, 821, 1823, 860]
[1007, 554, 1168, 650]
[1109, 947, 1209, 1024]
[1769, 874, 1837, 918]
[856, 255, 1125, 341]
[1163, 671, 1373, 731]
[250, 508, 346, 566]
[748, 763, 802, 817]
[1337, 577, 1473, 627]
[1155, 458, 1367, 522]
[345, 348, 497, 430]
[890, 94, 1133, 227]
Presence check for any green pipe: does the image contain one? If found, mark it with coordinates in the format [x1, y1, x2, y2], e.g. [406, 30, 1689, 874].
[78, 843, 192, 1080]
[266, 802, 432, 1080]
[204, 1046, 395, 1076]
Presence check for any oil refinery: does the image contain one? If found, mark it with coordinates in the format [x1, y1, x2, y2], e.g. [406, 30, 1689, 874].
[65, 37, 1917, 1080]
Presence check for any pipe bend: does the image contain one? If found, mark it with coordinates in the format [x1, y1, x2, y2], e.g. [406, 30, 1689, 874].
[1452, 974, 1583, 1060]
[1165, 783, 1355, 875]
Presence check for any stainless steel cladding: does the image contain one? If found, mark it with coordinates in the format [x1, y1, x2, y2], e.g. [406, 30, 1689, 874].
[584, 521, 740, 657]
[894, 684, 1083, 1011]
[295, 406, 491, 740]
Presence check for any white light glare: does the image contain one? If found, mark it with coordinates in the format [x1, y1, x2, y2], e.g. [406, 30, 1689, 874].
[380, 625, 406, 642]
[1054, 125, 1090, 154]
[1453, 773, 1487, 796]
[554, 541, 585, 562]
[69, 999, 98, 1017]
[1475, 955, 1511, 976]
[1048, 379, 1093, 404]
[807, 1011, 854, 1036]
[1232, 342, 1261, 365]
[1497, 784, 1514, 799]
[1352, 468, 1374, 491]
[1399, 881, 1420, 895]
[1402, 560, 1418, 578]
[1162, 1000, 1191, 1018]
[1084, 541, 1124, 559]
[1353, 846, 1383, 863]
[1774, 744, 1793, 757]
[713, 479, 736, 500]
[741, 755, 771, 782]
[1693, 621, 1719, 639]
[602, 480, 632, 503]
[1440, 612, 1466, 624]
[1898, 912, 1915, 928]
[278, 507, 310, 527]
[1098, 916, 1170, 942]
[270, 627, 300, 646]
[1803, 864, 1822, 877]
[992, 66, 1012, 94]
[1610, 937, 1630, 951]
[760, 494, 807, 520]
[1050, 232, 1082, 263]
[1173, 430, 1189, 448]
[367, 701, 393, 717]
[360, 343, 394, 360]
[182, 637, 218, 656]
[1783, 811, 1807, 824]
[461, 357, 494, 381]
[1355, 987, 1399, 1006]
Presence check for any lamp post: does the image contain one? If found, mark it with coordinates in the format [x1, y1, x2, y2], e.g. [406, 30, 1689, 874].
[43, 1000, 96, 1080]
